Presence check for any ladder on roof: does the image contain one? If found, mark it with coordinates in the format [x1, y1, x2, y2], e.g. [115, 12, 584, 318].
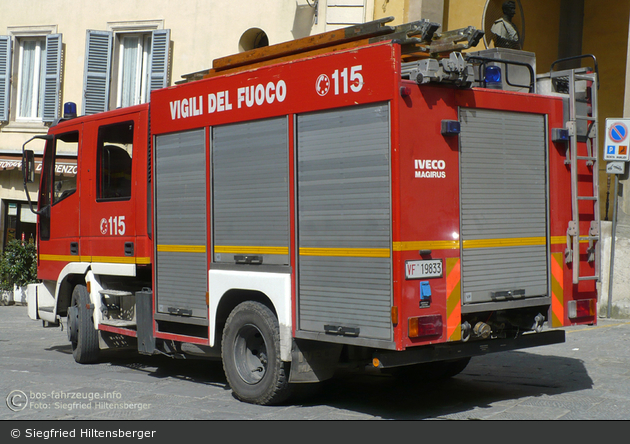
[178, 17, 484, 83]
[547, 56, 600, 284]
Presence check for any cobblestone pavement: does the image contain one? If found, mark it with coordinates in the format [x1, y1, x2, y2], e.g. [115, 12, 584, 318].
[1, 305, 629, 421]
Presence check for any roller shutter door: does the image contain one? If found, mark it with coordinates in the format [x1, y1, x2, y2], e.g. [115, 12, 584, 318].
[297, 103, 392, 341]
[155, 129, 208, 319]
[212, 117, 290, 266]
[459, 108, 548, 306]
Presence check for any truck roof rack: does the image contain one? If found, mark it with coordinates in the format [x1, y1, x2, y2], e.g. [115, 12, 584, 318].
[177, 18, 484, 84]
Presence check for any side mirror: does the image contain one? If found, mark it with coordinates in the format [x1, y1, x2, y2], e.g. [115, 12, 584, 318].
[23, 149, 35, 183]
[22, 134, 52, 215]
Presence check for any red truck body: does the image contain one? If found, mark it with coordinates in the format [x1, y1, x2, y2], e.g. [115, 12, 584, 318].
[25, 24, 599, 405]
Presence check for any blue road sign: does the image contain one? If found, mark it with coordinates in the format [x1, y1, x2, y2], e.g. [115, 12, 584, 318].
[610, 123, 628, 143]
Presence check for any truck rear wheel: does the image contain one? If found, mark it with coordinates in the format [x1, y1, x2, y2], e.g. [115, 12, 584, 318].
[221, 301, 291, 405]
[69, 284, 99, 364]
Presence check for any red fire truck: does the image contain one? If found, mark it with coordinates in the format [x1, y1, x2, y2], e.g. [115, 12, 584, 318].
[22, 18, 599, 405]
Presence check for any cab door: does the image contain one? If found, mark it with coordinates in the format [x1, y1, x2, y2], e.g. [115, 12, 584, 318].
[37, 128, 82, 280]
[82, 114, 141, 265]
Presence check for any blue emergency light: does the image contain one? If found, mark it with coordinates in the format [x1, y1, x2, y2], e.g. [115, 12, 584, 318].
[484, 66, 502, 86]
[63, 102, 77, 119]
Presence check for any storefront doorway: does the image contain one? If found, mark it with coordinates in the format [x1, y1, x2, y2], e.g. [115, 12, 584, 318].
[2, 201, 37, 249]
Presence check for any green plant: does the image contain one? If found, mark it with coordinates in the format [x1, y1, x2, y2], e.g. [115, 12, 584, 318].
[0, 239, 38, 291]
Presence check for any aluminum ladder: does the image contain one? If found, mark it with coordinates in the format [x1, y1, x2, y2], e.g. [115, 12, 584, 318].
[547, 58, 600, 284]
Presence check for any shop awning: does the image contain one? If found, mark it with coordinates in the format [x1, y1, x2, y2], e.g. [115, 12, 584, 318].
[0, 154, 77, 176]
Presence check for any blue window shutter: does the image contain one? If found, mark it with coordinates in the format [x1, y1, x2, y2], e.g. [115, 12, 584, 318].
[43, 33, 62, 123]
[0, 36, 11, 122]
[82, 30, 112, 115]
[149, 29, 170, 95]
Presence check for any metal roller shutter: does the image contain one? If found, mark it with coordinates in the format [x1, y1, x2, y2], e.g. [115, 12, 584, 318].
[155, 129, 208, 318]
[297, 103, 392, 341]
[459, 108, 548, 307]
[212, 117, 290, 266]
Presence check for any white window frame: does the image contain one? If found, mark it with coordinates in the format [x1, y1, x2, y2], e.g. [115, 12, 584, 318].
[6, 25, 57, 129]
[15, 36, 46, 121]
[115, 32, 152, 108]
[107, 20, 163, 110]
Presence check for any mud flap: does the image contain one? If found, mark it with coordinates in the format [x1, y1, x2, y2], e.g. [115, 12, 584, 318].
[289, 339, 343, 383]
[136, 289, 156, 355]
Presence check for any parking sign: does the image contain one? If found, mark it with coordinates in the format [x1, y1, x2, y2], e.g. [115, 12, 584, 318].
[604, 118, 630, 161]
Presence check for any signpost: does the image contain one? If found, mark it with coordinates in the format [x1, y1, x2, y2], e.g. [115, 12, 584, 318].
[606, 161, 626, 175]
[605, 118, 630, 161]
[605, 118, 630, 318]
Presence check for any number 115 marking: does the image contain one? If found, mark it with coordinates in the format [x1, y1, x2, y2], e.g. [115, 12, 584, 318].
[331, 65, 363, 95]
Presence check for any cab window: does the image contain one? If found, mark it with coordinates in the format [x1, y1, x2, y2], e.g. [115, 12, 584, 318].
[52, 132, 79, 205]
[97, 121, 134, 201]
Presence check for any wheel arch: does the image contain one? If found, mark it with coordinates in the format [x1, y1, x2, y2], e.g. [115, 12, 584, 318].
[214, 288, 276, 344]
[57, 270, 87, 316]
[208, 270, 293, 362]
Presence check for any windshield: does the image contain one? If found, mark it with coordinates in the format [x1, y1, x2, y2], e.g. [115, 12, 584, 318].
[38, 131, 79, 241]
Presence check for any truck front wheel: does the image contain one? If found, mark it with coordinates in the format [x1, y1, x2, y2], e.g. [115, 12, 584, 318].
[221, 301, 291, 405]
[69, 284, 99, 364]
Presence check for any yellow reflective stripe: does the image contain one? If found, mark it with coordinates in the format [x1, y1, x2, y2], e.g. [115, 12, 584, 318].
[299, 247, 391, 258]
[393, 241, 460, 251]
[214, 245, 288, 255]
[39, 254, 151, 264]
[394, 237, 553, 251]
[550, 236, 565, 245]
[39, 254, 85, 262]
[91, 256, 137, 264]
[462, 237, 546, 249]
[157, 244, 206, 253]
[550, 235, 589, 245]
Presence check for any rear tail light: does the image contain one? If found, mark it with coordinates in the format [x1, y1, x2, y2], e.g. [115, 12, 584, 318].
[568, 299, 596, 319]
[408, 314, 442, 338]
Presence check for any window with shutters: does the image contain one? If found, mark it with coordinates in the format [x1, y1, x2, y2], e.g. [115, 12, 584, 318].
[83, 22, 170, 115]
[115, 33, 152, 108]
[0, 26, 62, 124]
[16, 37, 46, 121]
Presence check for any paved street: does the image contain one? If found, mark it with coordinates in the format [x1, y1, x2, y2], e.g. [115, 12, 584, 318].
[1, 304, 629, 421]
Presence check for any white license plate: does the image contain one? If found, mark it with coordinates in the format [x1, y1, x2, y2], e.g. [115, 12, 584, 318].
[405, 260, 443, 279]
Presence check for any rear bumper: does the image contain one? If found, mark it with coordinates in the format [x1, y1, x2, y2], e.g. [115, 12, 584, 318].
[373, 329, 565, 368]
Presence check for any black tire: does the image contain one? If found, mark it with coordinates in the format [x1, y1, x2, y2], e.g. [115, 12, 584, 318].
[221, 301, 291, 405]
[69, 284, 99, 364]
